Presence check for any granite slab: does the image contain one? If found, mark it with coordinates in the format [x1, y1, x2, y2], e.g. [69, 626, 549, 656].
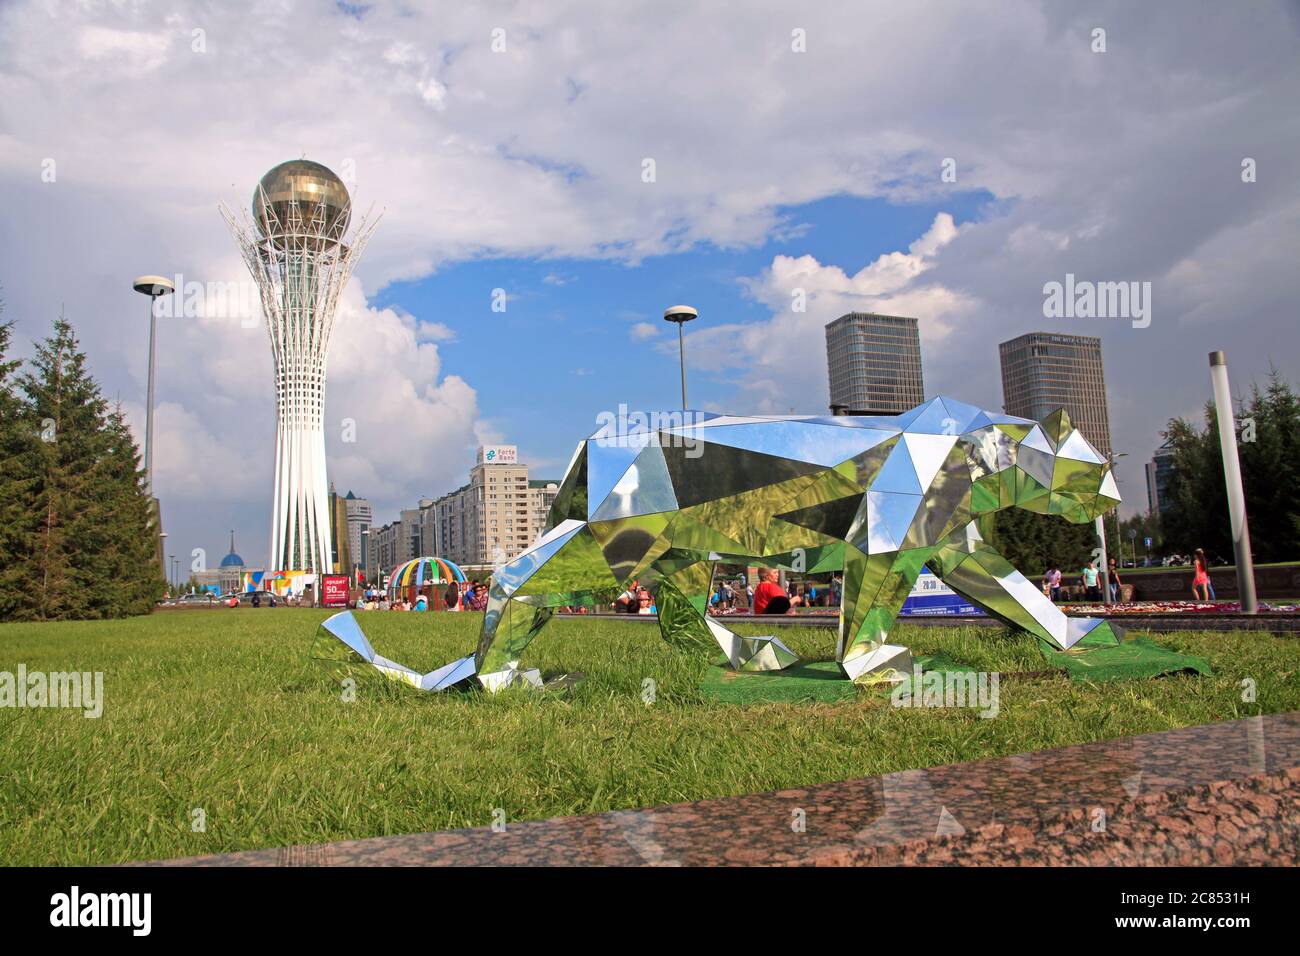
[144, 712, 1300, 866]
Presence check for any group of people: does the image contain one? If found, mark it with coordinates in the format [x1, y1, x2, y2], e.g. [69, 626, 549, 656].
[1042, 559, 1125, 604]
[604, 569, 844, 617]
[612, 581, 656, 614]
[1041, 547, 1216, 604]
[355, 580, 491, 612]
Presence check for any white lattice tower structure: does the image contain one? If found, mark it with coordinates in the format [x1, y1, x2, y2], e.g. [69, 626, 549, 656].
[221, 161, 379, 573]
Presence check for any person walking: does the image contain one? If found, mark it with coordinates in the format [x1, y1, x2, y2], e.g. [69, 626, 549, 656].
[1081, 562, 1101, 602]
[1108, 558, 1123, 604]
[1046, 565, 1062, 603]
[1192, 548, 1212, 602]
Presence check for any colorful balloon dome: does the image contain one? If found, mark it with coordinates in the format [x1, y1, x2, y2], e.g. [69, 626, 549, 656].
[387, 556, 466, 594]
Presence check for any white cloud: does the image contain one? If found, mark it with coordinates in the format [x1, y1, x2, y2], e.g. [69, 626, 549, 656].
[0, 0, 1295, 553]
[688, 213, 973, 412]
[76, 26, 172, 75]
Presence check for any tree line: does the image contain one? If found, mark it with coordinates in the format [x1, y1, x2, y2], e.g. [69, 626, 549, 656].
[984, 370, 1300, 577]
[0, 308, 164, 621]
[1159, 370, 1300, 564]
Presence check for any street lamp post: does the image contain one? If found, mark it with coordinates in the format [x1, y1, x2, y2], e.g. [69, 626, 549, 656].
[361, 529, 371, 587]
[133, 275, 175, 583]
[132, 276, 176, 496]
[663, 305, 698, 409]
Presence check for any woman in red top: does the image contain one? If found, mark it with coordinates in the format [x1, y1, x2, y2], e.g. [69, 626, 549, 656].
[1191, 548, 1211, 602]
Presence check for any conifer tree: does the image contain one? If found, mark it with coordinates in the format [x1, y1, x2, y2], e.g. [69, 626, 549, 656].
[14, 314, 163, 620]
[0, 306, 41, 619]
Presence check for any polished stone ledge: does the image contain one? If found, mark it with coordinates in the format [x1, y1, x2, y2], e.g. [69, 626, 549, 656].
[143, 712, 1300, 867]
[556, 611, 1300, 633]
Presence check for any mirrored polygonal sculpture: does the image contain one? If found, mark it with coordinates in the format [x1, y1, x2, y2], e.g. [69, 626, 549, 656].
[311, 611, 478, 691]
[427, 398, 1125, 690]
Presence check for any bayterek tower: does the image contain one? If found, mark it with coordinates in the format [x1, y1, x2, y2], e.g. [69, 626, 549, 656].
[223, 160, 378, 573]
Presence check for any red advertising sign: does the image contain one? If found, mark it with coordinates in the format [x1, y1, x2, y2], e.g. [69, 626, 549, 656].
[322, 574, 350, 608]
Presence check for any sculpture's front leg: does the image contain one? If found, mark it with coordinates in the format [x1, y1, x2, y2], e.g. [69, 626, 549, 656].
[838, 545, 933, 682]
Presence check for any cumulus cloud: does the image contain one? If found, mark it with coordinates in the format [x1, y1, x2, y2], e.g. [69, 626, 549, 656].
[686, 213, 972, 411]
[0, 0, 1296, 561]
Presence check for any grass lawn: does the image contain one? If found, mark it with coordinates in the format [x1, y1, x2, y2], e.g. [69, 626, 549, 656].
[1, 608, 1297, 865]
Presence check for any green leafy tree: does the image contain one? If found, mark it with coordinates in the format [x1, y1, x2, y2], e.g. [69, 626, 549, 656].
[989, 508, 1098, 581]
[1159, 370, 1300, 563]
[1238, 372, 1300, 561]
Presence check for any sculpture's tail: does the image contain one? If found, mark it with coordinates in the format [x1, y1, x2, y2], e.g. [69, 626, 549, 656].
[312, 611, 477, 692]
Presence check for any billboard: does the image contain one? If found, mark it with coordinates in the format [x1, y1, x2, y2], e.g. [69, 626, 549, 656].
[898, 569, 983, 617]
[477, 444, 518, 465]
[322, 574, 351, 608]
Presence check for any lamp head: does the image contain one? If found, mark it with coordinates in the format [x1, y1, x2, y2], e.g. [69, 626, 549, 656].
[133, 275, 175, 297]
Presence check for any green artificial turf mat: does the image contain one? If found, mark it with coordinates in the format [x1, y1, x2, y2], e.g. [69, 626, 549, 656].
[1039, 633, 1212, 683]
[699, 660, 858, 704]
[698, 651, 987, 704]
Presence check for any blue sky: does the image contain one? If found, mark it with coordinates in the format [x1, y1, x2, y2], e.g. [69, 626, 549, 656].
[2, 0, 1296, 566]
[376, 190, 997, 477]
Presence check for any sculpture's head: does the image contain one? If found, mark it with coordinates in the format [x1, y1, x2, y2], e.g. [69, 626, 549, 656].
[967, 408, 1120, 524]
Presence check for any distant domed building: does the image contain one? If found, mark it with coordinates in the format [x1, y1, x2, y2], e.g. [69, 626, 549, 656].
[220, 532, 245, 569]
[192, 531, 247, 595]
[218, 531, 246, 592]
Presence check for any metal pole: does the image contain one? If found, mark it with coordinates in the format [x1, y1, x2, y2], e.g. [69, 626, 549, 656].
[145, 296, 157, 497]
[1094, 515, 1109, 602]
[1209, 351, 1257, 613]
[677, 321, 687, 409]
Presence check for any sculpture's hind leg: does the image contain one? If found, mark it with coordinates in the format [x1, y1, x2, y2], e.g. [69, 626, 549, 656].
[475, 519, 623, 690]
[928, 518, 1125, 649]
[838, 545, 933, 682]
[653, 552, 798, 671]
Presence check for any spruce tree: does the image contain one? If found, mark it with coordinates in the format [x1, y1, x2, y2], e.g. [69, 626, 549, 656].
[15, 314, 163, 620]
[0, 310, 41, 620]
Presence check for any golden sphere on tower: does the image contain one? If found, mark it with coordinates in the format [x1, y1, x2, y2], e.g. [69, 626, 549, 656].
[253, 159, 351, 246]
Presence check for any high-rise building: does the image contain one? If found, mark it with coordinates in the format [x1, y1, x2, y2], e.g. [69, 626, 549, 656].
[1145, 440, 1175, 517]
[326, 486, 374, 575]
[366, 447, 562, 577]
[367, 502, 429, 582]
[343, 491, 372, 577]
[328, 485, 351, 573]
[998, 332, 1112, 457]
[423, 446, 559, 569]
[528, 479, 560, 539]
[223, 160, 379, 572]
[825, 312, 925, 415]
